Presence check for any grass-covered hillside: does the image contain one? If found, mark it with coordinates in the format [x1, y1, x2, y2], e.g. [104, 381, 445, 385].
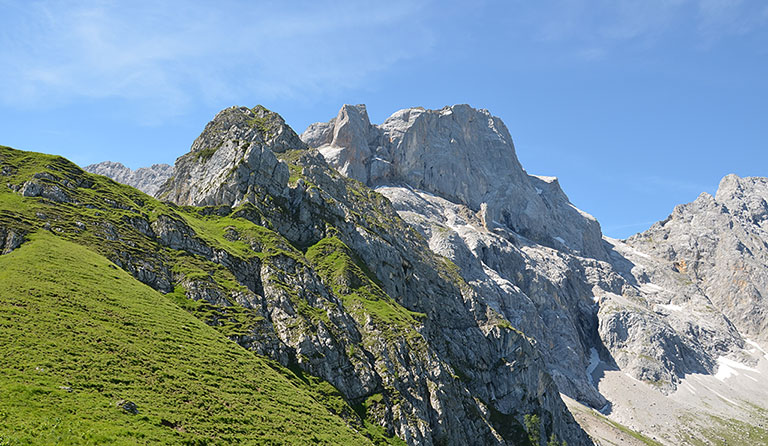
[0, 145, 383, 445]
[0, 233, 371, 445]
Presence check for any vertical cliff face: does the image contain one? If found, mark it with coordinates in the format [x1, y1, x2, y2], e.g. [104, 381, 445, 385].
[151, 105, 592, 446]
[302, 104, 607, 261]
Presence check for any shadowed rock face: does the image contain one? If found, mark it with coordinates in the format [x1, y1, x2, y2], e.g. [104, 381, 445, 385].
[84, 161, 173, 196]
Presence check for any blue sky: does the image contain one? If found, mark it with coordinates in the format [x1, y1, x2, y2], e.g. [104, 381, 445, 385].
[1, 0, 766, 238]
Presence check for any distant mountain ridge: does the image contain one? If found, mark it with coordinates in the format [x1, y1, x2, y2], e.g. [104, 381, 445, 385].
[84, 160, 173, 196]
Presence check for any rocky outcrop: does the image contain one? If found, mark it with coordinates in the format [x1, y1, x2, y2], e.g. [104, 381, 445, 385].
[84, 161, 172, 196]
[302, 104, 607, 260]
[156, 106, 301, 206]
[0, 226, 25, 254]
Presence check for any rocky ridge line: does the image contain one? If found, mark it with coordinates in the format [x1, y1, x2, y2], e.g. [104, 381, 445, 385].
[84, 161, 173, 196]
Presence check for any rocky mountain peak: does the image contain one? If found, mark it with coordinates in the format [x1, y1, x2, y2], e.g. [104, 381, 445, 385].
[302, 103, 607, 259]
[191, 105, 305, 155]
[715, 174, 768, 224]
[626, 173, 768, 344]
[156, 105, 304, 206]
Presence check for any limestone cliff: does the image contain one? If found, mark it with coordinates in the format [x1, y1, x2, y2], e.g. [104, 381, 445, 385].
[301, 104, 606, 260]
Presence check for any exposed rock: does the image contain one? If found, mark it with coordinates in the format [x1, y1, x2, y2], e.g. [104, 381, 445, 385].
[302, 104, 607, 260]
[20, 179, 72, 203]
[116, 399, 138, 415]
[0, 226, 25, 254]
[624, 174, 768, 345]
[84, 161, 173, 196]
[156, 106, 300, 206]
[303, 105, 768, 426]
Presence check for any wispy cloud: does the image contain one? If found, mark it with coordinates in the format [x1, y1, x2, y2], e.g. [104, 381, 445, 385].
[511, 0, 768, 59]
[696, 0, 768, 40]
[0, 0, 435, 121]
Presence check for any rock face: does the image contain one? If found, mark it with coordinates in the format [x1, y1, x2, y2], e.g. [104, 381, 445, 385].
[303, 104, 768, 443]
[627, 175, 768, 344]
[592, 175, 768, 392]
[615, 175, 768, 352]
[303, 105, 616, 408]
[152, 105, 592, 445]
[301, 104, 607, 260]
[84, 161, 172, 196]
[156, 106, 302, 206]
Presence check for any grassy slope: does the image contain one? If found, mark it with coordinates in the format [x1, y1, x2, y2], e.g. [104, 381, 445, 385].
[0, 232, 371, 445]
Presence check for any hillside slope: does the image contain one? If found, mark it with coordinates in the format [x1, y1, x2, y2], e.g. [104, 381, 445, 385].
[0, 232, 372, 445]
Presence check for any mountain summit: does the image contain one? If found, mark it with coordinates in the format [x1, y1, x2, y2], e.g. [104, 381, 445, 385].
[302, 104, 606, 260]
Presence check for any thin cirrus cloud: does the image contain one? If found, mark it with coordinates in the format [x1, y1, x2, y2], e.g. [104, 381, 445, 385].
[510, 0, 768, 57]
[0, 0, 436, 119]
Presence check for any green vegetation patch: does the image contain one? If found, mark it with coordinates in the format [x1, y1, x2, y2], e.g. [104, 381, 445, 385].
[247, 105, 281, 138]
[194, 144, 220, 163]
[177, 207, 302, 263]
[351, 394, 407, 446]
[0, 232, 371, 445]
[306, 236, 425, 343]
[166, 284, 264, 338]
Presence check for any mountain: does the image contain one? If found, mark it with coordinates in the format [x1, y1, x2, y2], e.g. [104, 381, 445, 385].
[156, 104, 589, 445]
[3, 102, 767, 445]
[84, 161, 173, 196]
[0, 107, 588, 446]
[301, 104, 768, 444]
